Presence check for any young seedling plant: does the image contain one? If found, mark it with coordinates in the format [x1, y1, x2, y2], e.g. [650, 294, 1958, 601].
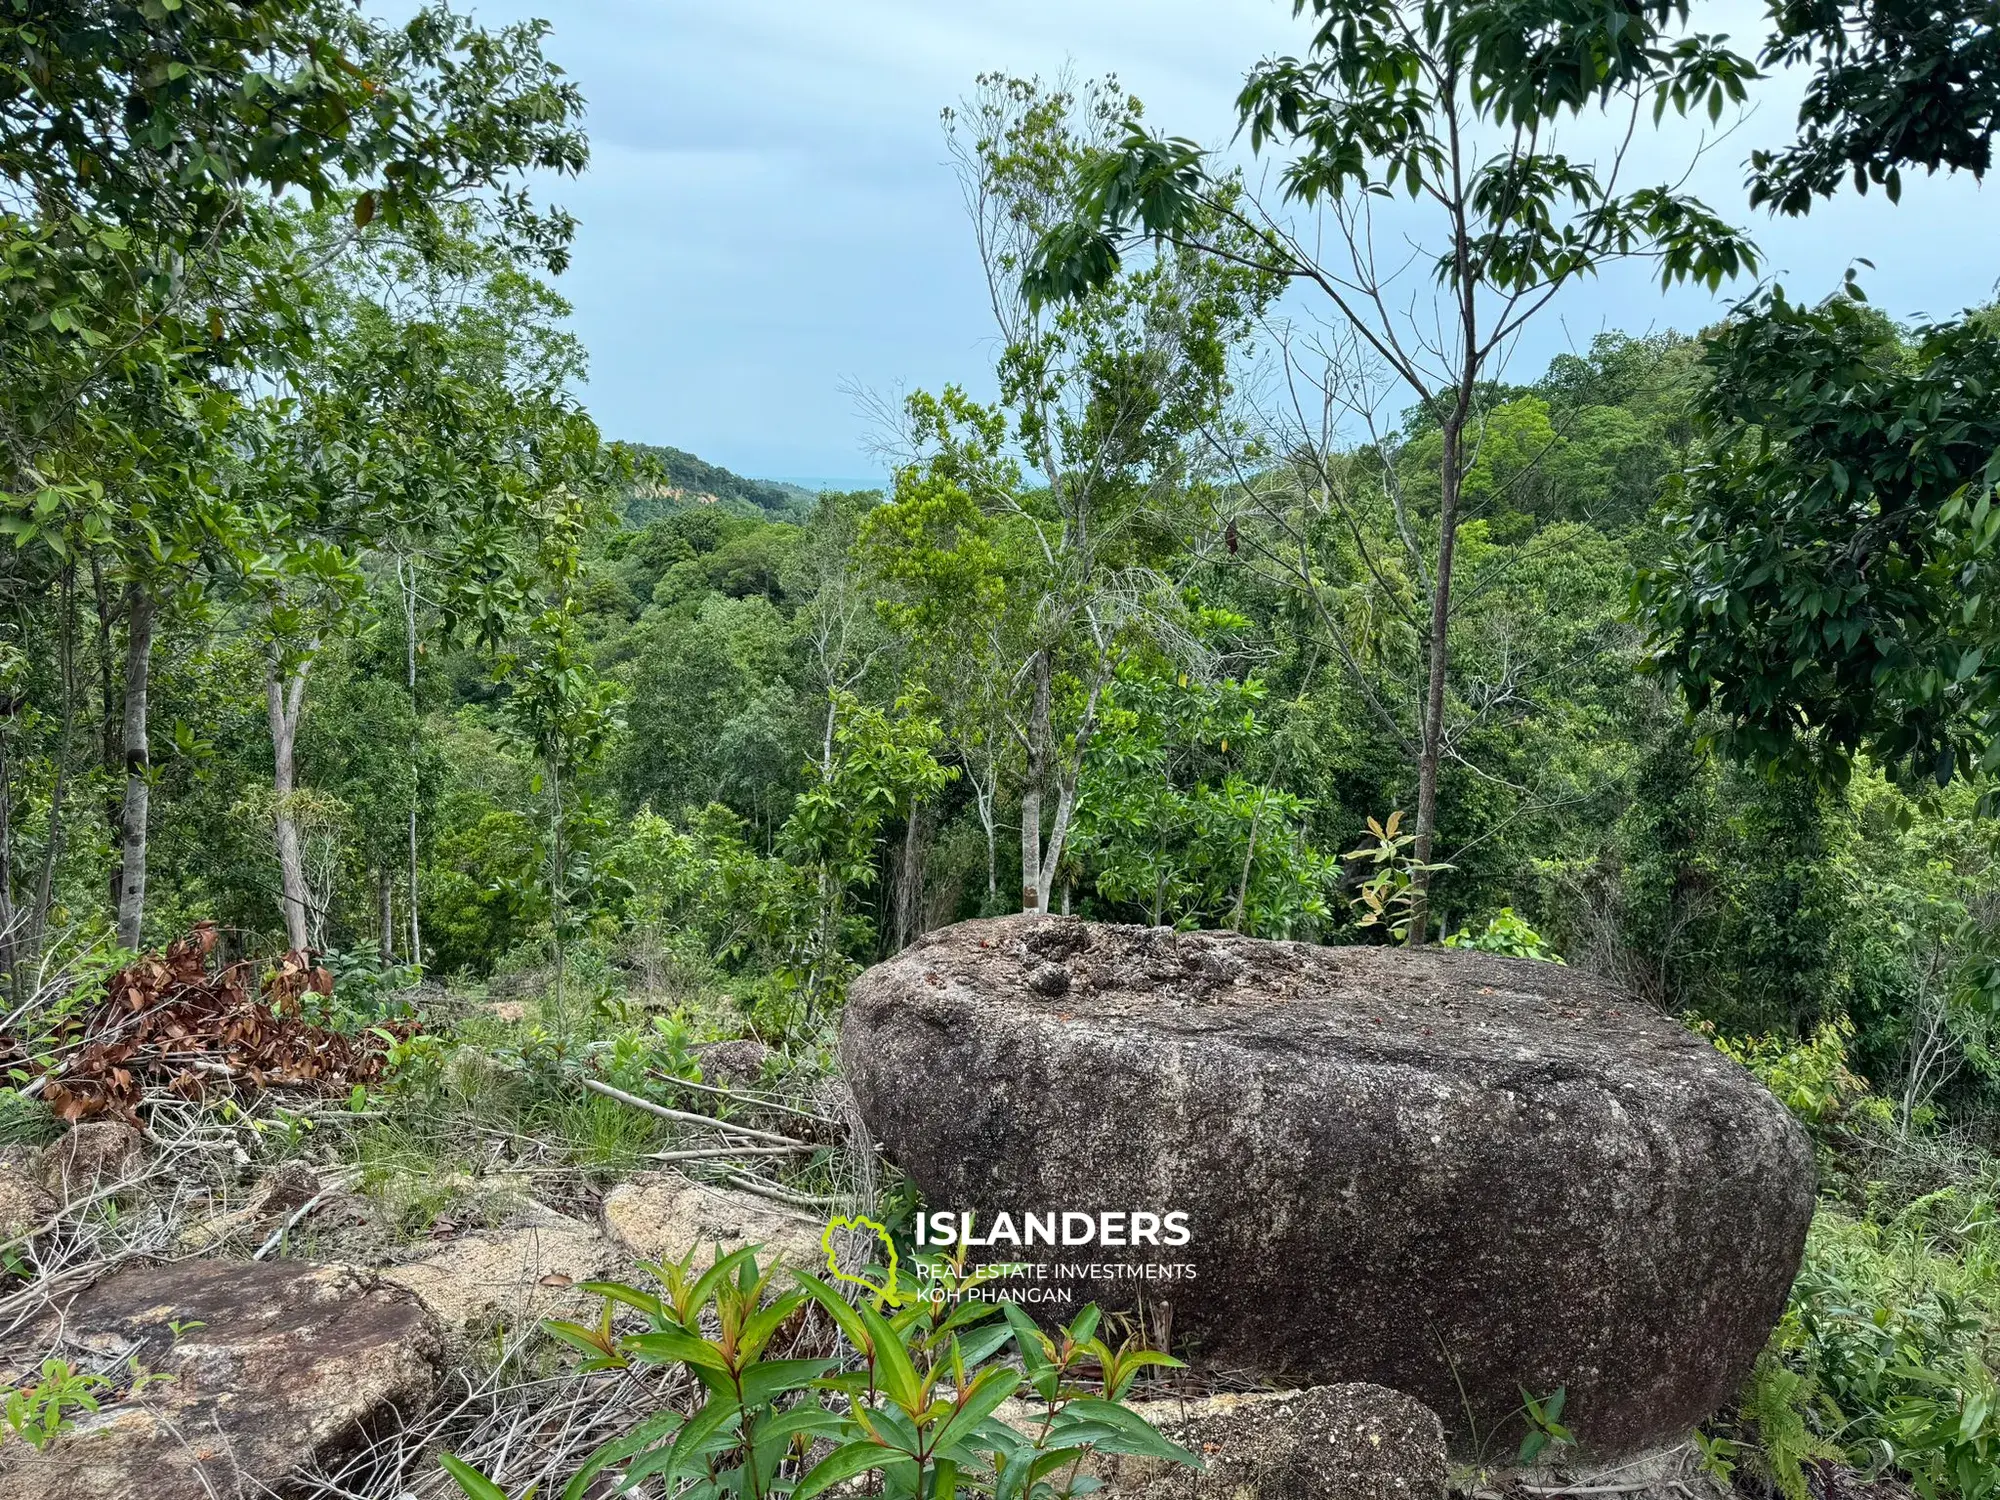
[443, 1242, 1197, 1500]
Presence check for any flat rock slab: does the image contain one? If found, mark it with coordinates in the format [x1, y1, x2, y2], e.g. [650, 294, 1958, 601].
[844, 915, 1816, 1458]
[380, 1209, 621, 1336]
[601, 1171, 826, 1270]
[0, 1259, 441, 1500]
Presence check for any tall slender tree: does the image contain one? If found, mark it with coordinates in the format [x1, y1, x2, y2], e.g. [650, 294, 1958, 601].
[871, 75, 1276, 913]
[0, 1, 588, 961]
[1025, 0, 1758, 938]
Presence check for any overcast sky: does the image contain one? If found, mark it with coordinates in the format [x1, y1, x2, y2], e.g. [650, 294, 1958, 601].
[455, 1, 1998, 485]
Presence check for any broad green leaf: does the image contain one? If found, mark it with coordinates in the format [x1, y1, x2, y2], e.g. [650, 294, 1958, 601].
[439, 1453, 510, 1500]
[560, 1410, 683, 1500]
[856, 1296, 924, 1413]
[794, 1271, 872, 1352]
[792, 1441, 913, 1500]
[739, 1358, 837, 1409]
[625, 1325, 731, 1373]
[657, 1394, 744, 1488]
[1059, 1399, 1200, 1464]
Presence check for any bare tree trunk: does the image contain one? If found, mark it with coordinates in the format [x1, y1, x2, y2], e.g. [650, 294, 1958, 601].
[377, 866, 395, 964]
[1405, 420, 1461, 946]
[1229, 784, 1274, 933]
[403, 557, 423, 968]
[29, 564, 78, 966]
[889, 799, 929, 952]
[0, 728, 16, 993]
[547, 752, 567, 1037]
[114, 585, 156, 950]
[1039, 775, 1081, 914]
[1017, 649, 1103, 915]
[1019, 649, 1050, 911]
[1405, 188, 1480, 946]
[93, 558, 120, 914]
[971, 755, 1000, 911]
[265, 657, 312, 953]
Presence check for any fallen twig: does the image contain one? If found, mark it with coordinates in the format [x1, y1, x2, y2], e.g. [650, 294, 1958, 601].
[253, 1171, 359, 1261]
[647, 1069, 842, 1128]
[648, 1143, 816, 1163]
[580, 1077, 807, 1148]
[720, 1169, 842, 1211]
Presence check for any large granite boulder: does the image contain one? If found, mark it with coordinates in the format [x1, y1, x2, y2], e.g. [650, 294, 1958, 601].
[843, 915, 1815, 1459]
[0, 1260, 441, 1499]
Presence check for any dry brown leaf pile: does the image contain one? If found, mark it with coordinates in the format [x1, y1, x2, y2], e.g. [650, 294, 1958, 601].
[22, 923, 411, 1124]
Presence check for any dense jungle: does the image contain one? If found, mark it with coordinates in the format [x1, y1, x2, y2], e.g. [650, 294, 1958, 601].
[4, 4, 2000, 1500]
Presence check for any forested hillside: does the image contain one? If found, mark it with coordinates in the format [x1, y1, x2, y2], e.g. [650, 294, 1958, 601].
[72, 308, 1991, 1125]
[618, 443, 817, 523]
[5, 4, 2000, 1499]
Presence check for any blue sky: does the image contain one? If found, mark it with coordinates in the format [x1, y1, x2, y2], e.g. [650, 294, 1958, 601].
[459, 1, 1999, 485]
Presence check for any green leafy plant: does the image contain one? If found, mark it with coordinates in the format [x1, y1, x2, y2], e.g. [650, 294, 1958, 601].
[1515, 1386, 1573, 1465]
[1734, 1353, 1844, 1500]
[2, 1359, 109, 1449]
[1697, 1017, 1888, 1133]
[1443, 909, 1563, 962]
[1691, 1426, 1739, 1486]
[1883, 1353, 2000, 1500]
[1719, 1203, 2000, 1500]
[441, 1451, 539, 1500]
[1347, 812, 1454, 944]
[456, 1242, 1196, 1500]
[1066, 660, 1337, 938]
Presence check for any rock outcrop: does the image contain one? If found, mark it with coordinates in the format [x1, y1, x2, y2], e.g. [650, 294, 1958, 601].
[600, 1171, 825, 1270]
[0, 1146, 54, 1243]
[380, 1205, 620, 1335]
[693, 1038, 772, 1087]
[0, 1260, 441, 1500]
[843, 915, 1816, 1459]
[40, 1121, 143, 1205]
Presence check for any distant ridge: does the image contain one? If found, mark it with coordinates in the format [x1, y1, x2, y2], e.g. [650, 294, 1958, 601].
[617, 441, 819, 522]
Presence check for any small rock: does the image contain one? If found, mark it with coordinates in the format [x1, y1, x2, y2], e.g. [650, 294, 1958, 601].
[254, 1159, 323, 1216]
[379, 1212, 619, 1335]
[486, 1000, 529, 1024]
[693, 1039, 772, 1088]
[0, 1146, 54, 1243]
[0, 1260, 441, 1500]
[40, 1121, 143, 1206]
[1082, 1384, 1447, 1500]
[1026, 962, 1070, 997]
[601, 1171, 825, 1270]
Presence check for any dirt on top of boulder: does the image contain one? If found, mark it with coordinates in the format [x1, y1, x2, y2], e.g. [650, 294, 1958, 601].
[885, 913, 1730, 1083]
